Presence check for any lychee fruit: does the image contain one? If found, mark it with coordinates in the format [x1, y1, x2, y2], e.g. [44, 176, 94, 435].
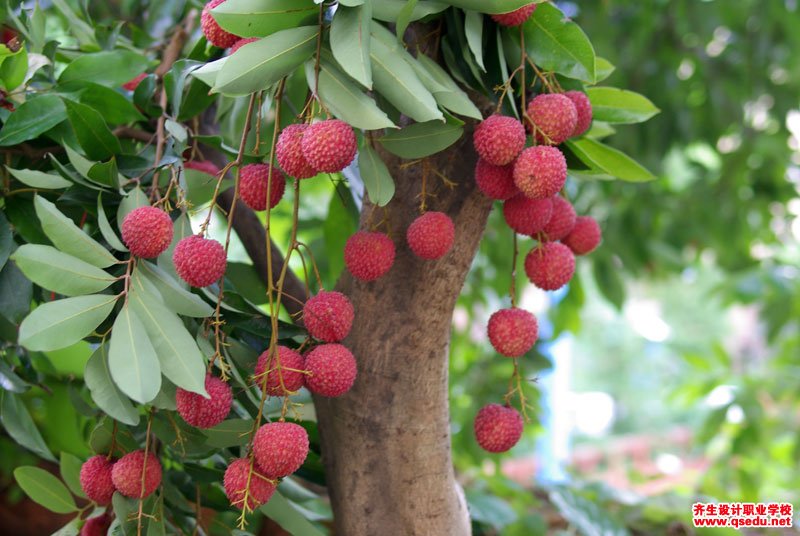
[474, 403, 524, 453]
[122, 73, 146, 91]
[255, 346, 305, 396]
[513, 146, 567, 199]
[562, 216, 601, 255]
[201, 0, 239, 49]
[526, 93, 578, 145]
[238, 163, 286, 211]
[276, 124, 317, 179]
[185, 160, 220, 176]
[475, 159, 518, 201]
[301, 119, 357, 173]
[502, 195, 553, 236]
[303, 291, 354, 342]
[253, 421, 309, 479]
[173, 235, 227, 287]
[223, 458, 276, 511]
[79, 455, 116, 506]
[564, 90, 593, 137]
[473, 115, 526, 166]
[111, 450, 162, 499]
[230, 37, 258, 53]
[487, 308, 539, 357]
[121, 206, 174, 258]
[524, 242, 575, 291]
[344, 231, 395, 281]
[175, 374, 232, 429]
[304, 343, 357, 398]
[80, 512, 113, 536]
[540, 196, 576, 241]
[406, 211, 455, 260]
[491, 4, 537, 27]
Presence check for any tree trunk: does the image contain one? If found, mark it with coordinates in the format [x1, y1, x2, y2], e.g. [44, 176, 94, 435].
[314, 129, 491, 535]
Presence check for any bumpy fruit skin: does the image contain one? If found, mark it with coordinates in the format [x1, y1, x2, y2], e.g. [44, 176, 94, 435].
[223, 458, 276, 510]
[406, 211, 455, 260]
[253, 422, 309, 479]
[80, 512, 113, 536]
[184, 160, 220, 176]
[502, 195, 553, 236]
[565, 90, 593, 137]
[344, 231, 395, 281]
[304, 343, 357, 398]
[80, 455, 116, 505]
[230, 37, 258, 53]
[301, 119, 357, 173]
[513, 146, 567, 199]
[473, 115, 526, 166]
[173, 235, 227, 287]
[563, 216, 601, 255]
[121, 206, 174, 258]
[255, 346, 305, 396]
[541, 196, 576, 241]
[475, 159, 518, 200]
[474, 404, 524, 453]
[491, 4, 537, 26]
[238, 163, 286, 211]
[276, 124, 317, 179]
[111, 450, 162, 499]
[524, 242, 575, 291]
[487, 308, 539, 357]
[175, 375, 232, 429]
[303, 291, 354, 342]
[526, 94, 578, 145]
[122, 73, 146, 91]
[201, 0, 239, 48]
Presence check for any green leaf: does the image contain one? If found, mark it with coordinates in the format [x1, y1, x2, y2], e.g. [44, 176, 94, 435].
[0, 391, 56, 461]
[331, 3, 373, 89]
[379, 120, 463, 159]
[5, 166, 72, 189]
[108, 304, 162, 404]
[202, 418, 253, 448]
[0, 212, 12, 271]
[548, 486, 628, 536]
[0, 46, 28, 91]
[84, 343, 140, 426]
[594, 57, 616, 83]
[214, 26, 318, 96]
[63, 99, 122, 160]
[19, 294, 118, 352]
[137, 261, 213, 318]
[116, 187, 150, 229]
[414, 55, 481, 120]
[0, 95, 67, 146]
[34, 196, 118, 268]
[0, 260, 33, 323]
[442, 0, 538, 13]
[586, 87, 660, 124]
[211, 0, 317, 38]
[522, 3, 595, 83]
[97, 194, 127, 252]
[464, 11, 485, 71]
[58, 51, 149, 87]
[260, 492, 326, 536]
[10, 245, 115, 296]
[88, 158, 121, 189]
[592, 256, 625, 309]
[358, 145, 395, 207]
[324, 184, 359, 282]
[566, 138, 657, 182]
[372, 0, 447, 22]
[395, 0, 419, 42]
[50, 0, 96, 47]
[13, 466, 77, 514]
[59, 452, 86, 499]
[59, 81, 146, 125]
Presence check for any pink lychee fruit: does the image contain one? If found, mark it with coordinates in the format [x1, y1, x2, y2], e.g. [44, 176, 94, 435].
[111, 450, 162, 499]
[253, 421, 309, 479]
[230, 37, 258, 53]
[304, 343, 357, 398]
[185, 160, 220, 176]
[201, 0, 239, 49]
[173, 235, 227, 287]
[223, 458, 276, 510]
[276, 124, 317, 179]
[175, 374, 232, 429]
[122, 73, 146, 91]
[564, 90, 593, 137]
[121, 206, 173, 258]
[406, 211, 455, 260]
[502, 195, 554, 236]
[526, 93, 578, 145]
[513, 146, 567, 199]
[487, 308, 539, 357]
[254, 346, 306, 396]
[301, 119, 357, 173]
[491, 4, 537, 27]
[540, 195, 576, 241]
[562, 216, 601, 255]
[238, 163, 286, 211]
[475, 159, 518, 201]
[524, 242, 575, 291]
[344, 231, 396, 281]
[79, 455, 116, 506]
[303, 291, 354, 342]
[80, 512, 113, 536]
[473, 115, 526, 166]
[474, 403, 524, 453]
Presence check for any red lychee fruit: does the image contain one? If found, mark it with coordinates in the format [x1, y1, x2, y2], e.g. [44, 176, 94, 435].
[562, 216, 601, 255]
[122, 73, 146, 91]
[255, 346, 305, 396]
[473, 115, 526, 166]
[526, 93, 578, 145]
[475, 159, 518, 201]
[502, 195, 553, 236]
[276, 124, 317, 179]
[564, 90, 593, 137]
[230, 37, 258, 53]
[80, 512, 113, 536]
[344, 231, 395, 281]
[474, 403, 524, 453]
[406, 211, 455, 260]
[491, 4, 537, 27]
[79, 455, 115, 506]
[487, 308, 539, 357]
[238, 163, 286, 211]
[223, 458, 276, 511]
[524, 242, 575, 291]
[201, 0, 239, 49]
[173, 235, 227, 287]
[121, 206, 173, 258]
[253, 422, 309, 479]
[175, 374, 232, 429]
[304, 343, 357, 398]
[184, 160, 220, 176]
[540, 195, 576, 241]
[513, 146, 567, 199]
[301, 119, 357, 173]
[111, 450, 162, 499]
[303, 291, 354, 342]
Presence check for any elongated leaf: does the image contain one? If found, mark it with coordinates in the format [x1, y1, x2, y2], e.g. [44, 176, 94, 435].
[88, 158, 121, 189]
[464, 11, 485, 71]
[11, 244, 115, 296]
[97, 194, 127, 252]
[358, 145, 395, 206]
[260, 492, 326, 536]
[444, 0, 537, 13]
[138, 261, 213, 318]
[0, 391, 56, 461]
[19, 294, 118, 352]
[0, 47, 28, 91]
[191, 57, 226, 88]
[63, 99, 122, 160]
[595, 57, 616, 83]
[75, 82, 146, 125]
[211, 0, 317, 38]
[396, 0, 419, 41]
[59, 51, 149, 87]
[109, 304, 162, 404]
[372, 0, 448, 22]
[59, 452, 86, 499]
[370, 23, 446, 93]
[414, 55, 481, 120]
[586, 87, 660, 124]
[522, 3, 595, 83]
[34, 196, 118, 268]
[0, 212, 12, 271]
[116, 187, 150, 229]
[5, 167, 72, 189]
[85, 343, 140, 426]
[0, 95, 66, 146]
[331, 3, 372, 89]
[566, 138, 656, 182]
[14, 466, 77, 514]
[379, 120, 463, 159]
[202, 418, 253, 448]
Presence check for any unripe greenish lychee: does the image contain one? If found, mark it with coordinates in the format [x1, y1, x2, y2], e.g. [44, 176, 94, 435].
[121, 206, 173, 258]
[406, 211, 455, 260]
[111, 450, 162, 499]
[513, 146, 567, 199]
[304, 343, 357, 398]
[173, 235, 227, 288]
[473, 115, 526, 166]
[524, 242, 575, 291]
[253, 422, 309, 479]
[474, 404, 523, 453]
[526, 93, 578, 145]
